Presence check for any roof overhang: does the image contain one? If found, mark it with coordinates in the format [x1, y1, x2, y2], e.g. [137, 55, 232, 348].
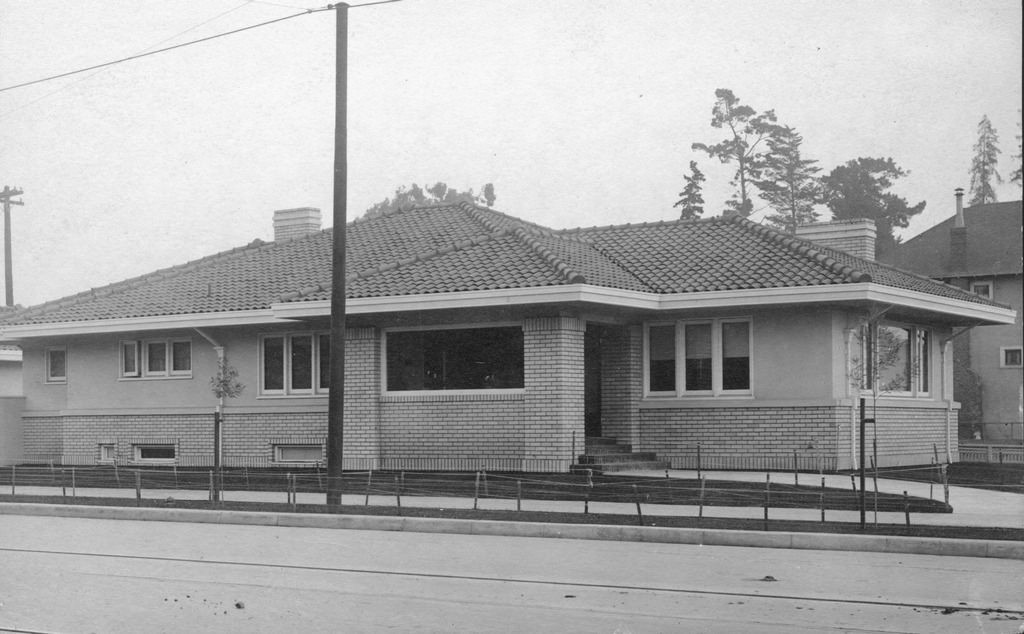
[1, 283, 1014, 340]
[271, 282, 1016, 324]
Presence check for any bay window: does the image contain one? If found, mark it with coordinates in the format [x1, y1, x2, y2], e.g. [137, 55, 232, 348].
[645, 318, 751, 396]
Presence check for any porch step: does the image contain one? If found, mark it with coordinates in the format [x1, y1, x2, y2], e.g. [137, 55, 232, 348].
[572, 437, 670, 474]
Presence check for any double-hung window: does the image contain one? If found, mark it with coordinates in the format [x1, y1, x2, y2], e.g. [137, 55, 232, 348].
[45, 347, 67, 383]
[857, 323, 930, 396]
[121, 339, 191, 378]
[645, 319, 751, 396]
[260, 333, 330, 396]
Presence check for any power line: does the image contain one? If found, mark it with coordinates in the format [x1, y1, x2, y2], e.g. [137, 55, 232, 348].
[0, 1, 260, 120]
[0, 5, 334, 94]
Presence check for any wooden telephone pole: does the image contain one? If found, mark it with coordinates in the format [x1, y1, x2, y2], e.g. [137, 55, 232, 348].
[0, 186, 24, 307]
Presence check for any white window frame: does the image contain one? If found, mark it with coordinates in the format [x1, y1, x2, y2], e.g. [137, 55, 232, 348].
[132, 444, 176, 464]
[859, 322, 931, 398]
[258, 332, 330, 397]
[98, 443, 116, 463]
[643, 318, 753, 398]
[45, 347, 67, 384]
[120, 339, 192, 379]
[969, 280, 993, 299]
[381, 322, 526, 396]
[273, 444, 323, 464]
[1001, 346, 1023, 369]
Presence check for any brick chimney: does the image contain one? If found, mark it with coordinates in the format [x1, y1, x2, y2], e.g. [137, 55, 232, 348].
[794, 218, 877, 260]
[949, 188, 967, 271]
[273, 207, 322, 242]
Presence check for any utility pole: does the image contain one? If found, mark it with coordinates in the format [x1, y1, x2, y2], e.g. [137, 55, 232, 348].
[0, 186, 25, 307]
[326, 3, 349, 508]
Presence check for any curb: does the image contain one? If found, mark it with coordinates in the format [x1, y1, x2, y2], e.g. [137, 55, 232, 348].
[4, 502, 1022, 559]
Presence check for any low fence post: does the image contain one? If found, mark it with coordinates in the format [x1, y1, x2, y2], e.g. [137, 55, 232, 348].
[208, 470, 214, 504]
[763, 473, 770, 531]
[61, 468, 66, 497]
[632, 484, 643, 525]
[819, 476, 825, 523]
[364, 470, 372, 506]
[698, 476, 705, 519]
[10, 464, 14, 495]
[941, 464, 949, 506]
[113, 462, 120, 487]
[516, 480, 522, 512]
[394, 474, 402, 511]
[71, 467, 76, 498]
[473, 471, 480, 510]
[135, 470, 142, 507]
[793, 450, 798, 486]
[903, 491, 910, 526]
[291, 474, 297, 512]
[696, 443, 702, 479]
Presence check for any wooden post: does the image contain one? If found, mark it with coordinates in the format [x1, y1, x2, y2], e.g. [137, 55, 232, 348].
[136, 471, 143, 507]
[394, 474, 401, 510]
[763, 473, 770, 530]
[793, 449, 798, 486]
[632, 484, 643, 525]
[364, 469, 372, 506]
[516, 479, 522, 512]
[903, 490, 910, 526]
[61, 468, 66, 497]
[473, 471, 480, 510]
[698, 476, 705, 519]
[10, 464, 14, 495]
[208, 470, 214, 504]
[71, 467, 76, 498]
[819, 476, 825, 523]
[114, 462, 120, 487]
[286, 472, 292, 505]
[696, 443, 702, 479]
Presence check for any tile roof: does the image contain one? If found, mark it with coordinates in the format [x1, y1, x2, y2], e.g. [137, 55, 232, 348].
[5, 202, 996, 326]
[890, 201, 1023, 278]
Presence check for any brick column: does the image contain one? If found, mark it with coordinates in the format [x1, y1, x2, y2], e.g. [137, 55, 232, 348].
[523, 316, 586, 471]
[344, 327, 381, 469]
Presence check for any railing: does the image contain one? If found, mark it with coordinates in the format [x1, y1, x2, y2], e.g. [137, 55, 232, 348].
[0, 465, 957, 528]
[959, 444, 1024, 464]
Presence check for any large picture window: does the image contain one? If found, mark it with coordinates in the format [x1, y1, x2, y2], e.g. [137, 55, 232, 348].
[120, 339, 191, 379]
[260, 333, 330, 396]
[644, 319, 751, 396]
[386, 326, 524, 392]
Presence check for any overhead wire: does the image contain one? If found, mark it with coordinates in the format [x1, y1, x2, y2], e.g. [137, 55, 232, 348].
[0, 5, 335, 95]
[0, 1, 261, 119]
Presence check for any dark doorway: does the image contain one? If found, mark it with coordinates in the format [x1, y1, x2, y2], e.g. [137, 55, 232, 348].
[584, 324, 603, 438]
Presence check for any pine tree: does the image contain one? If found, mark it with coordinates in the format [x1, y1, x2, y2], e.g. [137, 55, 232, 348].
[968, 115, 1002, 205]
[692, 89, 780, 217]
[673, 161, 706, 220]
[754, 126, 821, 233]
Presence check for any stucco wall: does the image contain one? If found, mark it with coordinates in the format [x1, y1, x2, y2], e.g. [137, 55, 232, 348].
[0, 396, 24, 465]
[971, 274, 1023, 439]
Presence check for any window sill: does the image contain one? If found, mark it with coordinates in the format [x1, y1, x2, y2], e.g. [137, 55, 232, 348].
[382, 390, 525, 403]
[119, 375, 192, 382]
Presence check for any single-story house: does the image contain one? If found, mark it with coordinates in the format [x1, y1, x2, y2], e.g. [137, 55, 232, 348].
[0, 204, 1015, 471]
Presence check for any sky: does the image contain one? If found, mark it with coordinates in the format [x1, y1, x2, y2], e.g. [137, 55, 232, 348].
[1, 0, 1021, 307]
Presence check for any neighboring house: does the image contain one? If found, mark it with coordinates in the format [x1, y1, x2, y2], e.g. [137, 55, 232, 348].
[0, 305, 25, 465]
[891, 191, 1023, 442]
[0, 204, 1014, 472]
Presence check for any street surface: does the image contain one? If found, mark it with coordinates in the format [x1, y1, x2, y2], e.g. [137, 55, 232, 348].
[1, 514, 1021, 633]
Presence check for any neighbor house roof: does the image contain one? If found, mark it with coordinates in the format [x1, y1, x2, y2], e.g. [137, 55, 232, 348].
[1, 202, 1011, 331]
[891, 201, 1023, 278]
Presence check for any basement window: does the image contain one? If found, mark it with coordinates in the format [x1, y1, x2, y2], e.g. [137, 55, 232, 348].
[98, 444, 116, 463]
[133, 444, 176, 464]
[274, 444, 322, 464]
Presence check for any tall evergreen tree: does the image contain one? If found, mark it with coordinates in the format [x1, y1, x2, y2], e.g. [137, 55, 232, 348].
[968, 115, 1002, 205]
[820, 157, 925, 260]
[754, 126, 822, 233]
[673, 161, 705, 220]
[691, 88, 780, 217]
